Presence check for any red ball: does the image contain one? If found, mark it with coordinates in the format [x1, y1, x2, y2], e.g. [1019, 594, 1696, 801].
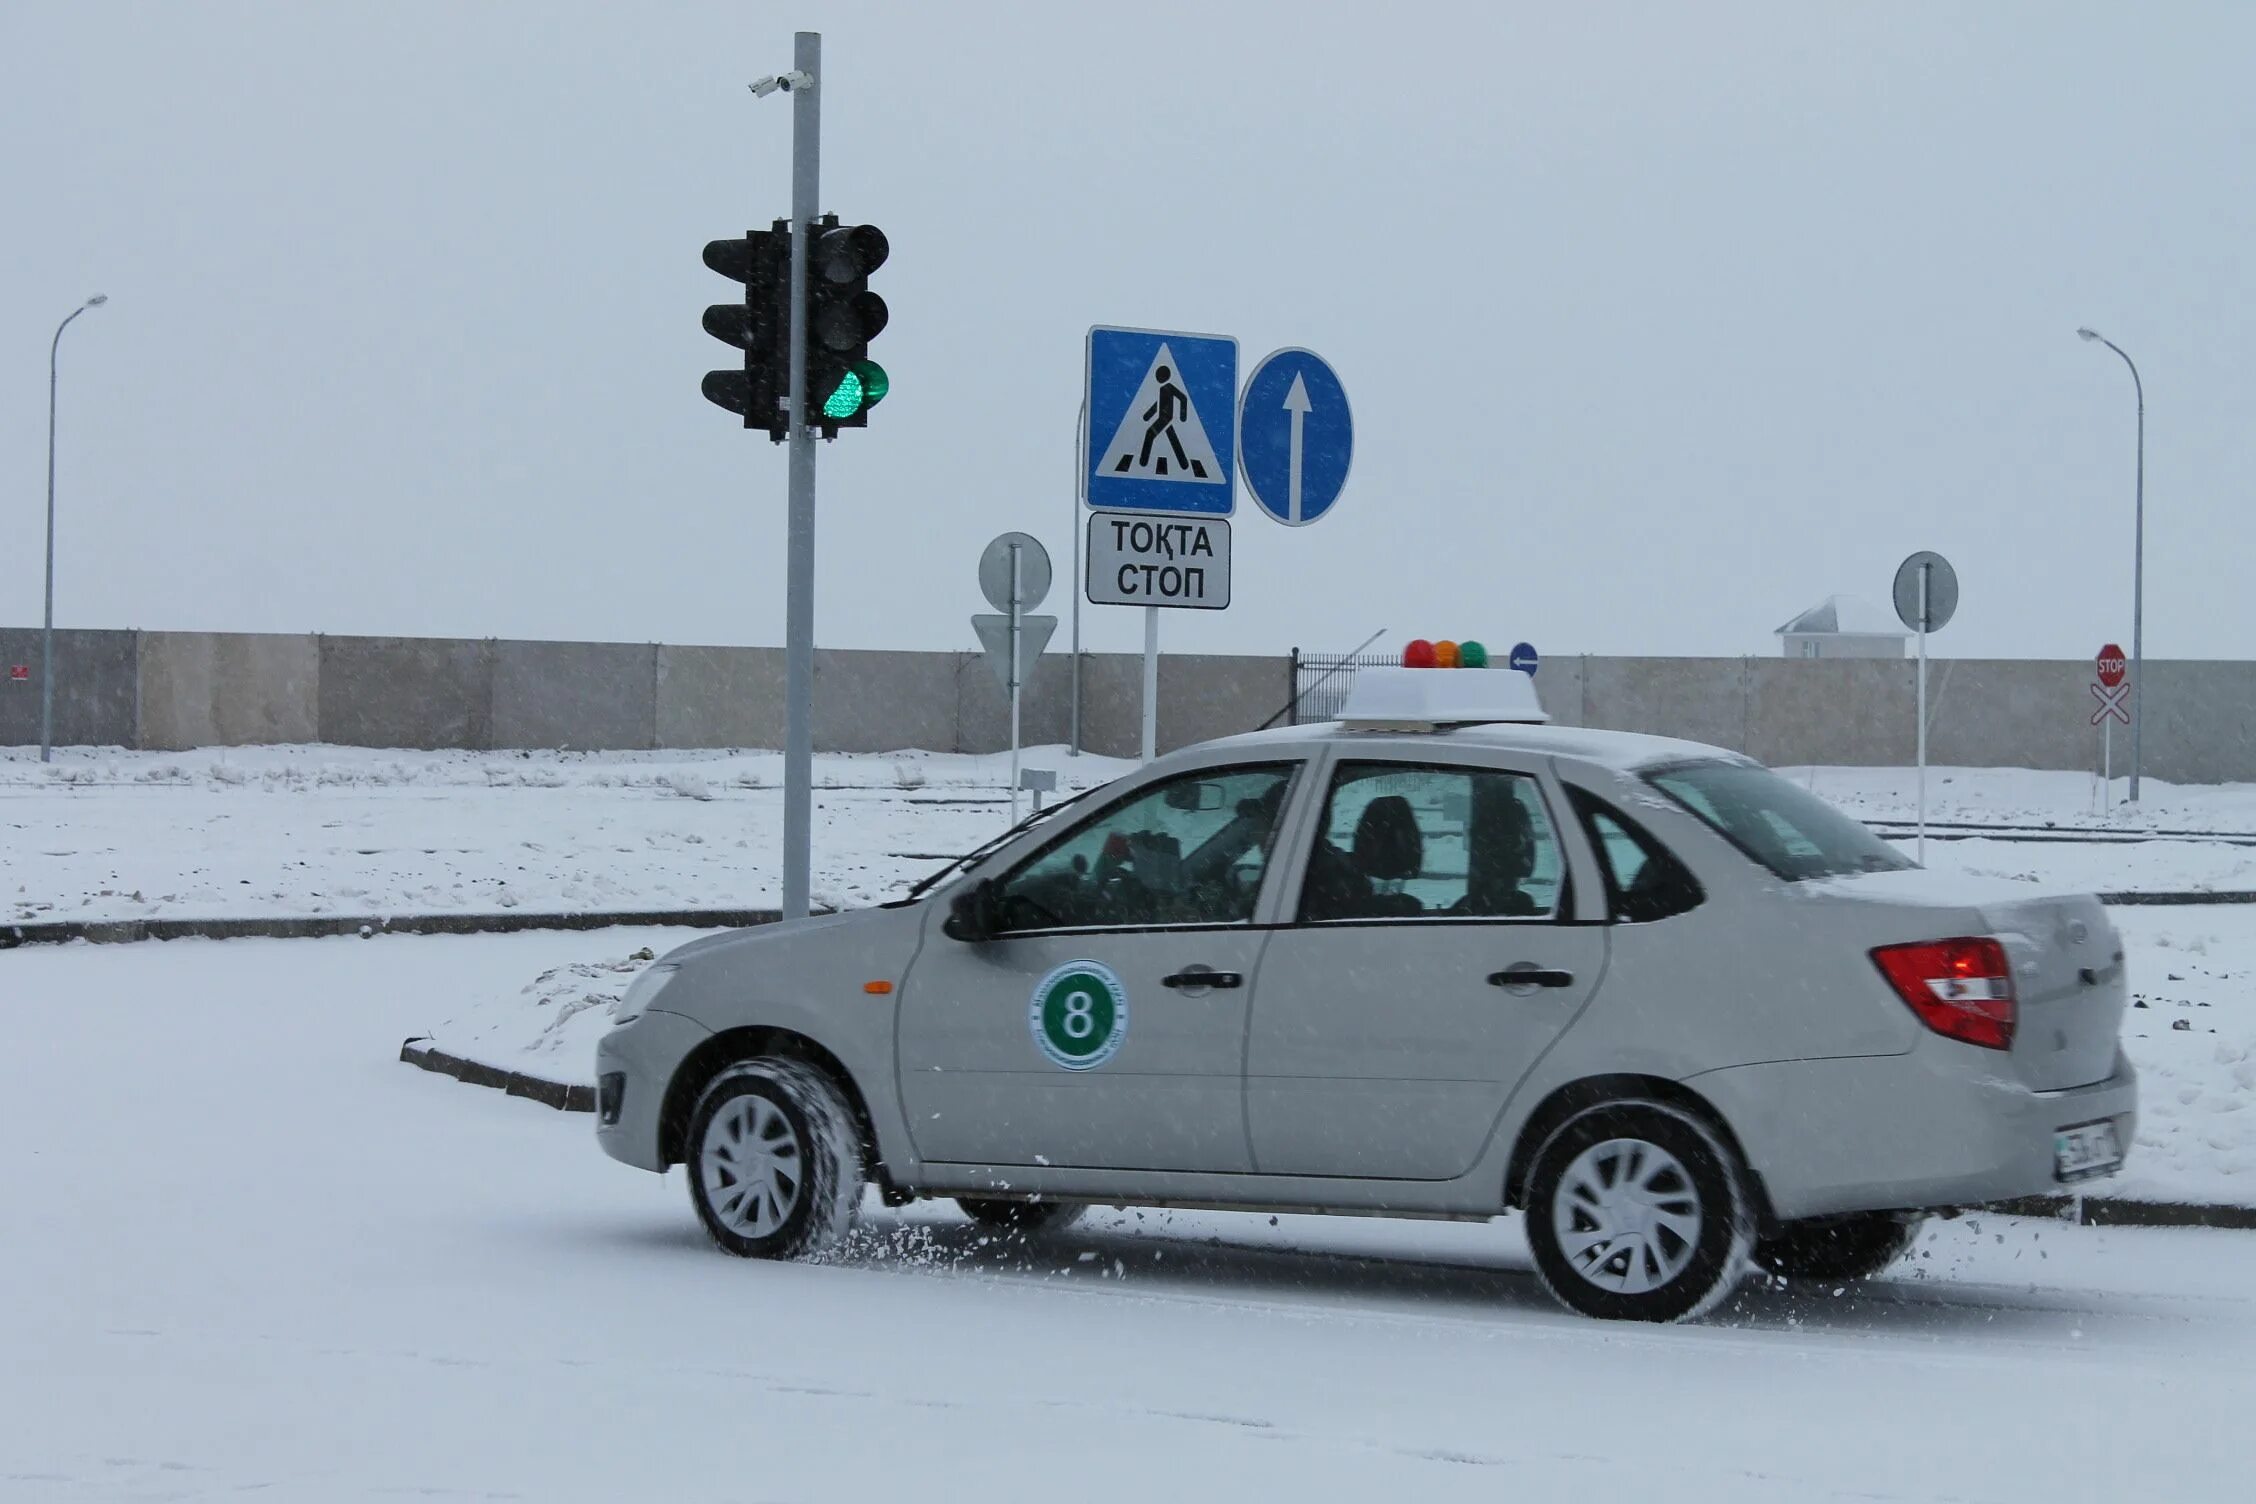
[1402, 639, 1438, 668]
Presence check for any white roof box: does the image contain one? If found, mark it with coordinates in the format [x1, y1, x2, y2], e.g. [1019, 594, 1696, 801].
[1338, 666, 1550, 730]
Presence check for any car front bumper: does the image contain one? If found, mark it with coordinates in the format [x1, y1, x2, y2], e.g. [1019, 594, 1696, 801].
[593, 1008, 713, 1173]
[1690, 1048, 2140, 1224]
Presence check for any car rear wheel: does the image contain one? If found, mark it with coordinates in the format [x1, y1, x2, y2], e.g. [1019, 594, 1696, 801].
[955, 1197, 1087, 1235]
[1755, 1212, 1927, 1284]
[1523, 1102, 1753, 1323]
[686, 1059, 862, 1261]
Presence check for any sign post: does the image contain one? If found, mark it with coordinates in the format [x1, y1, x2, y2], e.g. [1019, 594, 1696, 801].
[976, 532, 1053, 822]
[1084, 325, 1239, 762]
[1893, 551, 1960, 863]
[2092, 643, 2130, 804]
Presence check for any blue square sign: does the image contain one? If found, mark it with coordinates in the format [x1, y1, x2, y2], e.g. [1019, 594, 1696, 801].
[1084, 326, 1237, 517]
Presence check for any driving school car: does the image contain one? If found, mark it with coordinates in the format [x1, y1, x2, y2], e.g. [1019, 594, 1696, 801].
[596, 664, 2135, 1322]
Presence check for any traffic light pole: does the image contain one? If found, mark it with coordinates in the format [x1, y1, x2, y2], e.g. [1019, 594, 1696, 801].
[782, 29, 820, 920]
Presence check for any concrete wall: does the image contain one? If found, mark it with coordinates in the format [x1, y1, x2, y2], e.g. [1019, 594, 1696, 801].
[11, 627, 2256, 783]
[317, 636, 494, 750]
[0, 628, 139, 748]
[138, 632, 318, 750]
[492, 639, 656, 751]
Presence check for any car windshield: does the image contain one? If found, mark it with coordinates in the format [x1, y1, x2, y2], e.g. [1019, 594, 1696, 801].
[1646, 761, 1913, 881]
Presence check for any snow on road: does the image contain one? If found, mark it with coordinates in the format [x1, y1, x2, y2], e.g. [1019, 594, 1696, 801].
[5, 932, 2253, 1502]
[7, 748, 2255, 931]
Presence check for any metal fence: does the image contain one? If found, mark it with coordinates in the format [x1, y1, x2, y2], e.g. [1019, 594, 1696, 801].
[1287, 647, 1401, 723]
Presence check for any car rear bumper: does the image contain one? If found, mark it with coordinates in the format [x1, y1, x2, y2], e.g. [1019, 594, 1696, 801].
[594, 1009, 712, 1173]
[1689, 1047, 2139, 1223]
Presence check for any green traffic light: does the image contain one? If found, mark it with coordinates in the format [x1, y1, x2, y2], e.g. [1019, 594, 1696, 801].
[821, 370, 864, 420]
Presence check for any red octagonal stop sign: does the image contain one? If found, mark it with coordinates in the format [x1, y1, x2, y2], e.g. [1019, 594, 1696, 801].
[2096, 644, 2127, 688]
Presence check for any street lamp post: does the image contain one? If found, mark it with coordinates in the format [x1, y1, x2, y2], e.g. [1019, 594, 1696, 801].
[2078, 326, 2145, 803]
[44, 294, 108, 764]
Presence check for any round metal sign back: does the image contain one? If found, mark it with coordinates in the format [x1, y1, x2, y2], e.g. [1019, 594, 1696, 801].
[1892, 551, 1959, 634]
[978, 532, 1052, 612]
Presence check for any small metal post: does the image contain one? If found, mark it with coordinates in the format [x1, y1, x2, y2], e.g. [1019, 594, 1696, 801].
[780, 30, 820, 920]
[1069, 399, 1085, 757]
[1140, 606, 1159, 762]
[1287, 648, 1301, 726]
[1916, 563, 1930, 864]
[1008, 540, 1023, 824]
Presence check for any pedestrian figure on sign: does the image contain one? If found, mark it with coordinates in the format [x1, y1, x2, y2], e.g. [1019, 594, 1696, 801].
[1120, 365, 1207, 479]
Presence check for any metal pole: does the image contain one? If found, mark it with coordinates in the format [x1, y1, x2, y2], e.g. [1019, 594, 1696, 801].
[43, 303, 95, 764]
[1140, 606, 1159, 762]
[1069, 399, 1085, 756]
[1008, 540, 1023, 824]
[1916, 564, 1929, 864]
[2130, 368, 2146, 803]
[780, 30, 820, 920]
[2081, 330, 2145, 803]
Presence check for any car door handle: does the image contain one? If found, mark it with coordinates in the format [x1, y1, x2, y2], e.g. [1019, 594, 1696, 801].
[1162, 969, 1244, 990]
[1488, 966, 1575, 990]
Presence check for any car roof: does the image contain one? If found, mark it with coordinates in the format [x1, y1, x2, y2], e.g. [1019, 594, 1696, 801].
[1179, 719, 1742, 773]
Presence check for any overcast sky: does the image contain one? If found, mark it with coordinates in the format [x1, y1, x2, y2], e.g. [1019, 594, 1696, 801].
[5, 1, 2252, 661]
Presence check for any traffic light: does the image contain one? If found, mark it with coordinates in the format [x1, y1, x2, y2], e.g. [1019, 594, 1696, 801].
[701, 223, 789, 439]
[805, 214, 889, 435]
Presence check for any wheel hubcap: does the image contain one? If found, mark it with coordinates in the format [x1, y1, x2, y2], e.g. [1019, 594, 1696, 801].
[1552, 1137, 1704, 1294]
[700, 1094, 804, 1239]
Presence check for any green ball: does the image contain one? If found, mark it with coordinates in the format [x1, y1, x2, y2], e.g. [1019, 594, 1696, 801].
[1459, 640, 1489, 668]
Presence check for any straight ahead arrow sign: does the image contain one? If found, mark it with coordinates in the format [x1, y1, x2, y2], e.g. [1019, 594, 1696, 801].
[1282, 373, 1311, 523]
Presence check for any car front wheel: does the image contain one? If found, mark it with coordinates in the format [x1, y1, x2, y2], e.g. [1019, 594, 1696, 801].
[686, 1059, 863, 1261]
[1755, 1211, 1927, 1284]
[1523, 1102, 1753, 1323]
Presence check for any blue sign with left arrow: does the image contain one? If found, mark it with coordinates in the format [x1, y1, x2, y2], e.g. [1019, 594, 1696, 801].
[1238, 348, 1352, 527]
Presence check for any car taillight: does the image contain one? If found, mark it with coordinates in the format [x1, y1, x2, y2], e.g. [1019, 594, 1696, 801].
[1871, 937, 2016, 1051]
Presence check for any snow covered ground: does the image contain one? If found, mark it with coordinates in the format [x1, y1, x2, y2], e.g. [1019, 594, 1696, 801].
[8, 748, 2256, 930]
[5, 931, 2253, 1502]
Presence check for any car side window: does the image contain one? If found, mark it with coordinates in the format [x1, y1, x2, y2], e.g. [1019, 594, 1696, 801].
[992, 764, 1298, 931]
[1566, 786, 1704, 924]
[1300, 762, 1565, 922]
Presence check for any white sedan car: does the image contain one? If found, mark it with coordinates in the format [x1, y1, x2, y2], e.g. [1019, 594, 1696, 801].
[597, 666, 2135, 1321]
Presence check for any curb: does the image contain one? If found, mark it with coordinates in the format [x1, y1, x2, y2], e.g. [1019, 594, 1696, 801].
[2, 907, 782, 949]
[395, 1042, 2256, 1231]
[399, 1036, 595, 1113]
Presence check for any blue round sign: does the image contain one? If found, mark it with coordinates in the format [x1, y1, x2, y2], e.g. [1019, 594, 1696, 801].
[1237, 348, 1352, 527]
[1509, 642, 1539, 675]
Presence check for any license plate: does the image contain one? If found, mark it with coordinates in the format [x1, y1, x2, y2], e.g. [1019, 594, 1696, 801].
[2055, 1119, 2123, 1182]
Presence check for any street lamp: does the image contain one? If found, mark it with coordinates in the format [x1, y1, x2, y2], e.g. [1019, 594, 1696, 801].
[2078, 326, 2145, 802]
[43, 294, 107, 764]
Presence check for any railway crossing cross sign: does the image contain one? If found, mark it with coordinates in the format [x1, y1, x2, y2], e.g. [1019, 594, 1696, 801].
[2090, 683, 2130, 726]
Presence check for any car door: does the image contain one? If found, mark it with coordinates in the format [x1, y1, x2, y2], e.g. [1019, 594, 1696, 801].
[897, 760, 1305, 1173]
[1246, 749, 1610, 1180]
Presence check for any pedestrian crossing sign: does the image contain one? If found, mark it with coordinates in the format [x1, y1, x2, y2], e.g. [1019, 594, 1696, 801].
[1084, 326, 1238, 517]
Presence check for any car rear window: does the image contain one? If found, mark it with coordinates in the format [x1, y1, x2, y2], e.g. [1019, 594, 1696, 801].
[1645, 762, 1913, 882]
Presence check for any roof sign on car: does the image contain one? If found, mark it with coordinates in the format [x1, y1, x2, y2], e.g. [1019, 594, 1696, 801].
[1338, 664, 1550, 731]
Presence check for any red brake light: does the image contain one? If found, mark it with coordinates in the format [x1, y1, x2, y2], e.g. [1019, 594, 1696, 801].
[1870, 937, 2016, 1051]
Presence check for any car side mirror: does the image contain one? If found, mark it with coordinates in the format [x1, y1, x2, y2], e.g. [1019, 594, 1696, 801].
[944, 878, 1002, 943]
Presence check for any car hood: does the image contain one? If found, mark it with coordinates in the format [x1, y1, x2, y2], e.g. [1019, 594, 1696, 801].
[658, 908, 877, 967]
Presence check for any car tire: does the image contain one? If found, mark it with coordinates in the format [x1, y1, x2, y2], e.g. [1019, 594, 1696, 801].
[954, 1197, 1087, 1235]
[1522, 1101, 1754, 1323]
[1755, 1212, 1927, 1284]
[685, 1058, 862, 1261]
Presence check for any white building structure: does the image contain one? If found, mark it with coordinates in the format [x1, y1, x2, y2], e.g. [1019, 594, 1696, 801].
[1775, 595, 1910, 659]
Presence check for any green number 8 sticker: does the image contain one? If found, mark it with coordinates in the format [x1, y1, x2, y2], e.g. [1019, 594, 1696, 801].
[1030, 960, 1130, 1070]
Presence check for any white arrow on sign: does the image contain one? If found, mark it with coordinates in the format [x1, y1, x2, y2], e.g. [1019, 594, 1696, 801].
[1282, 373, 1311, 523]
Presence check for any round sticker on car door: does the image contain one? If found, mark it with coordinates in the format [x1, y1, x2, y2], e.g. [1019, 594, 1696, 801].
[1029, 960, 1130, 1070]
